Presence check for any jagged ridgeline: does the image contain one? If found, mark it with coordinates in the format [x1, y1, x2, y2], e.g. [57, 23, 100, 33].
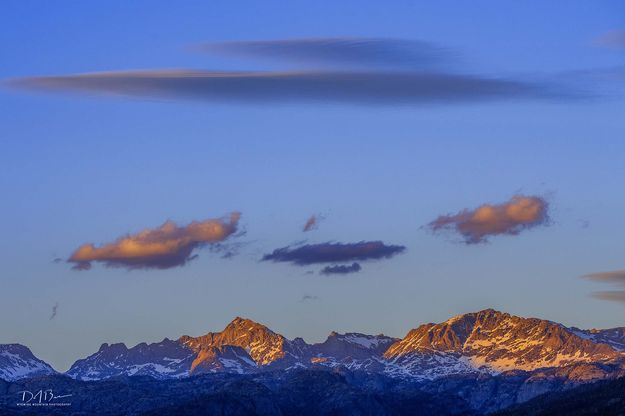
[57, 309, 625, 381]
[2, 309, 625, 414]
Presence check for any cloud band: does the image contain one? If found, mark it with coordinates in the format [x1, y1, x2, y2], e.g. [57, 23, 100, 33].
[262, 241, 405, 265]
[10, 70, 559, 105]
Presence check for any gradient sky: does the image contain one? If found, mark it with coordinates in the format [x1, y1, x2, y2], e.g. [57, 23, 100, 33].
[1, 1, 625, 372]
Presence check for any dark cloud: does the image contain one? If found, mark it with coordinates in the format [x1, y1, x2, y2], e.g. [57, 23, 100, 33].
[9, 70, 566, 106]
[72, 262, 92, 271]
[68, 212, 241, 270]
[595, 30, 625, 51]
[428, 195, 550, 244]
[320, 262, 362, 275]
[197, 38, 448, 69]
[49, 302, 59, 320]
[303, 214, 323, 232]
[591, 291, 625, 304]
[207, 234, 249, 259]
[262, 241, 405, 265]
[299, 294, 319, 303]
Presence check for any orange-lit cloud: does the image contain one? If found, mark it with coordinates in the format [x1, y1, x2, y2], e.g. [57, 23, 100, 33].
[303, 214, 323, 232]
[68, 212, 241, 270]
[428, 195, 549, 244]
[303, 215, 317, 232]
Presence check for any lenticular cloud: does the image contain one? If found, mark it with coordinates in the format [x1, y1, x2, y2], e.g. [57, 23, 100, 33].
[262, 241, 405, 265]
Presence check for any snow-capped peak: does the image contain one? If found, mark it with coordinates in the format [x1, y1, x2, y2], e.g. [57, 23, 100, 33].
[383, 309, 622, 379]
[0, 344, 56, 381]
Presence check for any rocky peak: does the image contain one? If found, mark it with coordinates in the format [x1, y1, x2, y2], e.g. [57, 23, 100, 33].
[384, 309, 622, 373]
[0, 344, 57, 381]
[1, 344, 37, 356]
[304, 332, 397, 373]
[190, 345, 257, 375]
[180, 317, 295, 366]
[325, 332, 397, 351]
[96, 342, 128, 355]
[222, 317, 278, 338]
[66, 339, 194, 381]
[570, 327, 625, 352]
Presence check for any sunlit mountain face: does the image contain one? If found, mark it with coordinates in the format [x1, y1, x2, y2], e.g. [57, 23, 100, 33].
[3, 2, 625, 415]
[3, 309, 625, 414]
[49, 310, 625, 382]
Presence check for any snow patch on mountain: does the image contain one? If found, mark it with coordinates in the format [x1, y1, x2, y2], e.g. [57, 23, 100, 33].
[383, 309, 623, 377]
[66, 339, 194, 381]
[0, 344, 56, 381]
[339, 333, 396, 349]
[570, 327, 625, 352]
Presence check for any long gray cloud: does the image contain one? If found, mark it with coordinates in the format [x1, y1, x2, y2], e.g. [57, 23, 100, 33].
[582, 270, 625, 304]
[592, 291, 625, 303]
[197, 37, 448, 69]
[582, 270, 625, 285]
[9, 69, 566, 105]
[262, 241, 405, 265]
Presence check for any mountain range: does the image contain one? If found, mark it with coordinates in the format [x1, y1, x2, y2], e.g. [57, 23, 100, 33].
[2, 309, 625, 414]
[4, 309, 625, 382]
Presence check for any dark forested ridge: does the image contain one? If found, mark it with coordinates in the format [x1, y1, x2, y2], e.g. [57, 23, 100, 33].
[0, 369, 474, 416]
[2, 369, 625, 415]
[494, 377, 625, 416]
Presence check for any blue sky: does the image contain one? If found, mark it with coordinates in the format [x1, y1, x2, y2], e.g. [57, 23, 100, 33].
[1, 1, 625, 371]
